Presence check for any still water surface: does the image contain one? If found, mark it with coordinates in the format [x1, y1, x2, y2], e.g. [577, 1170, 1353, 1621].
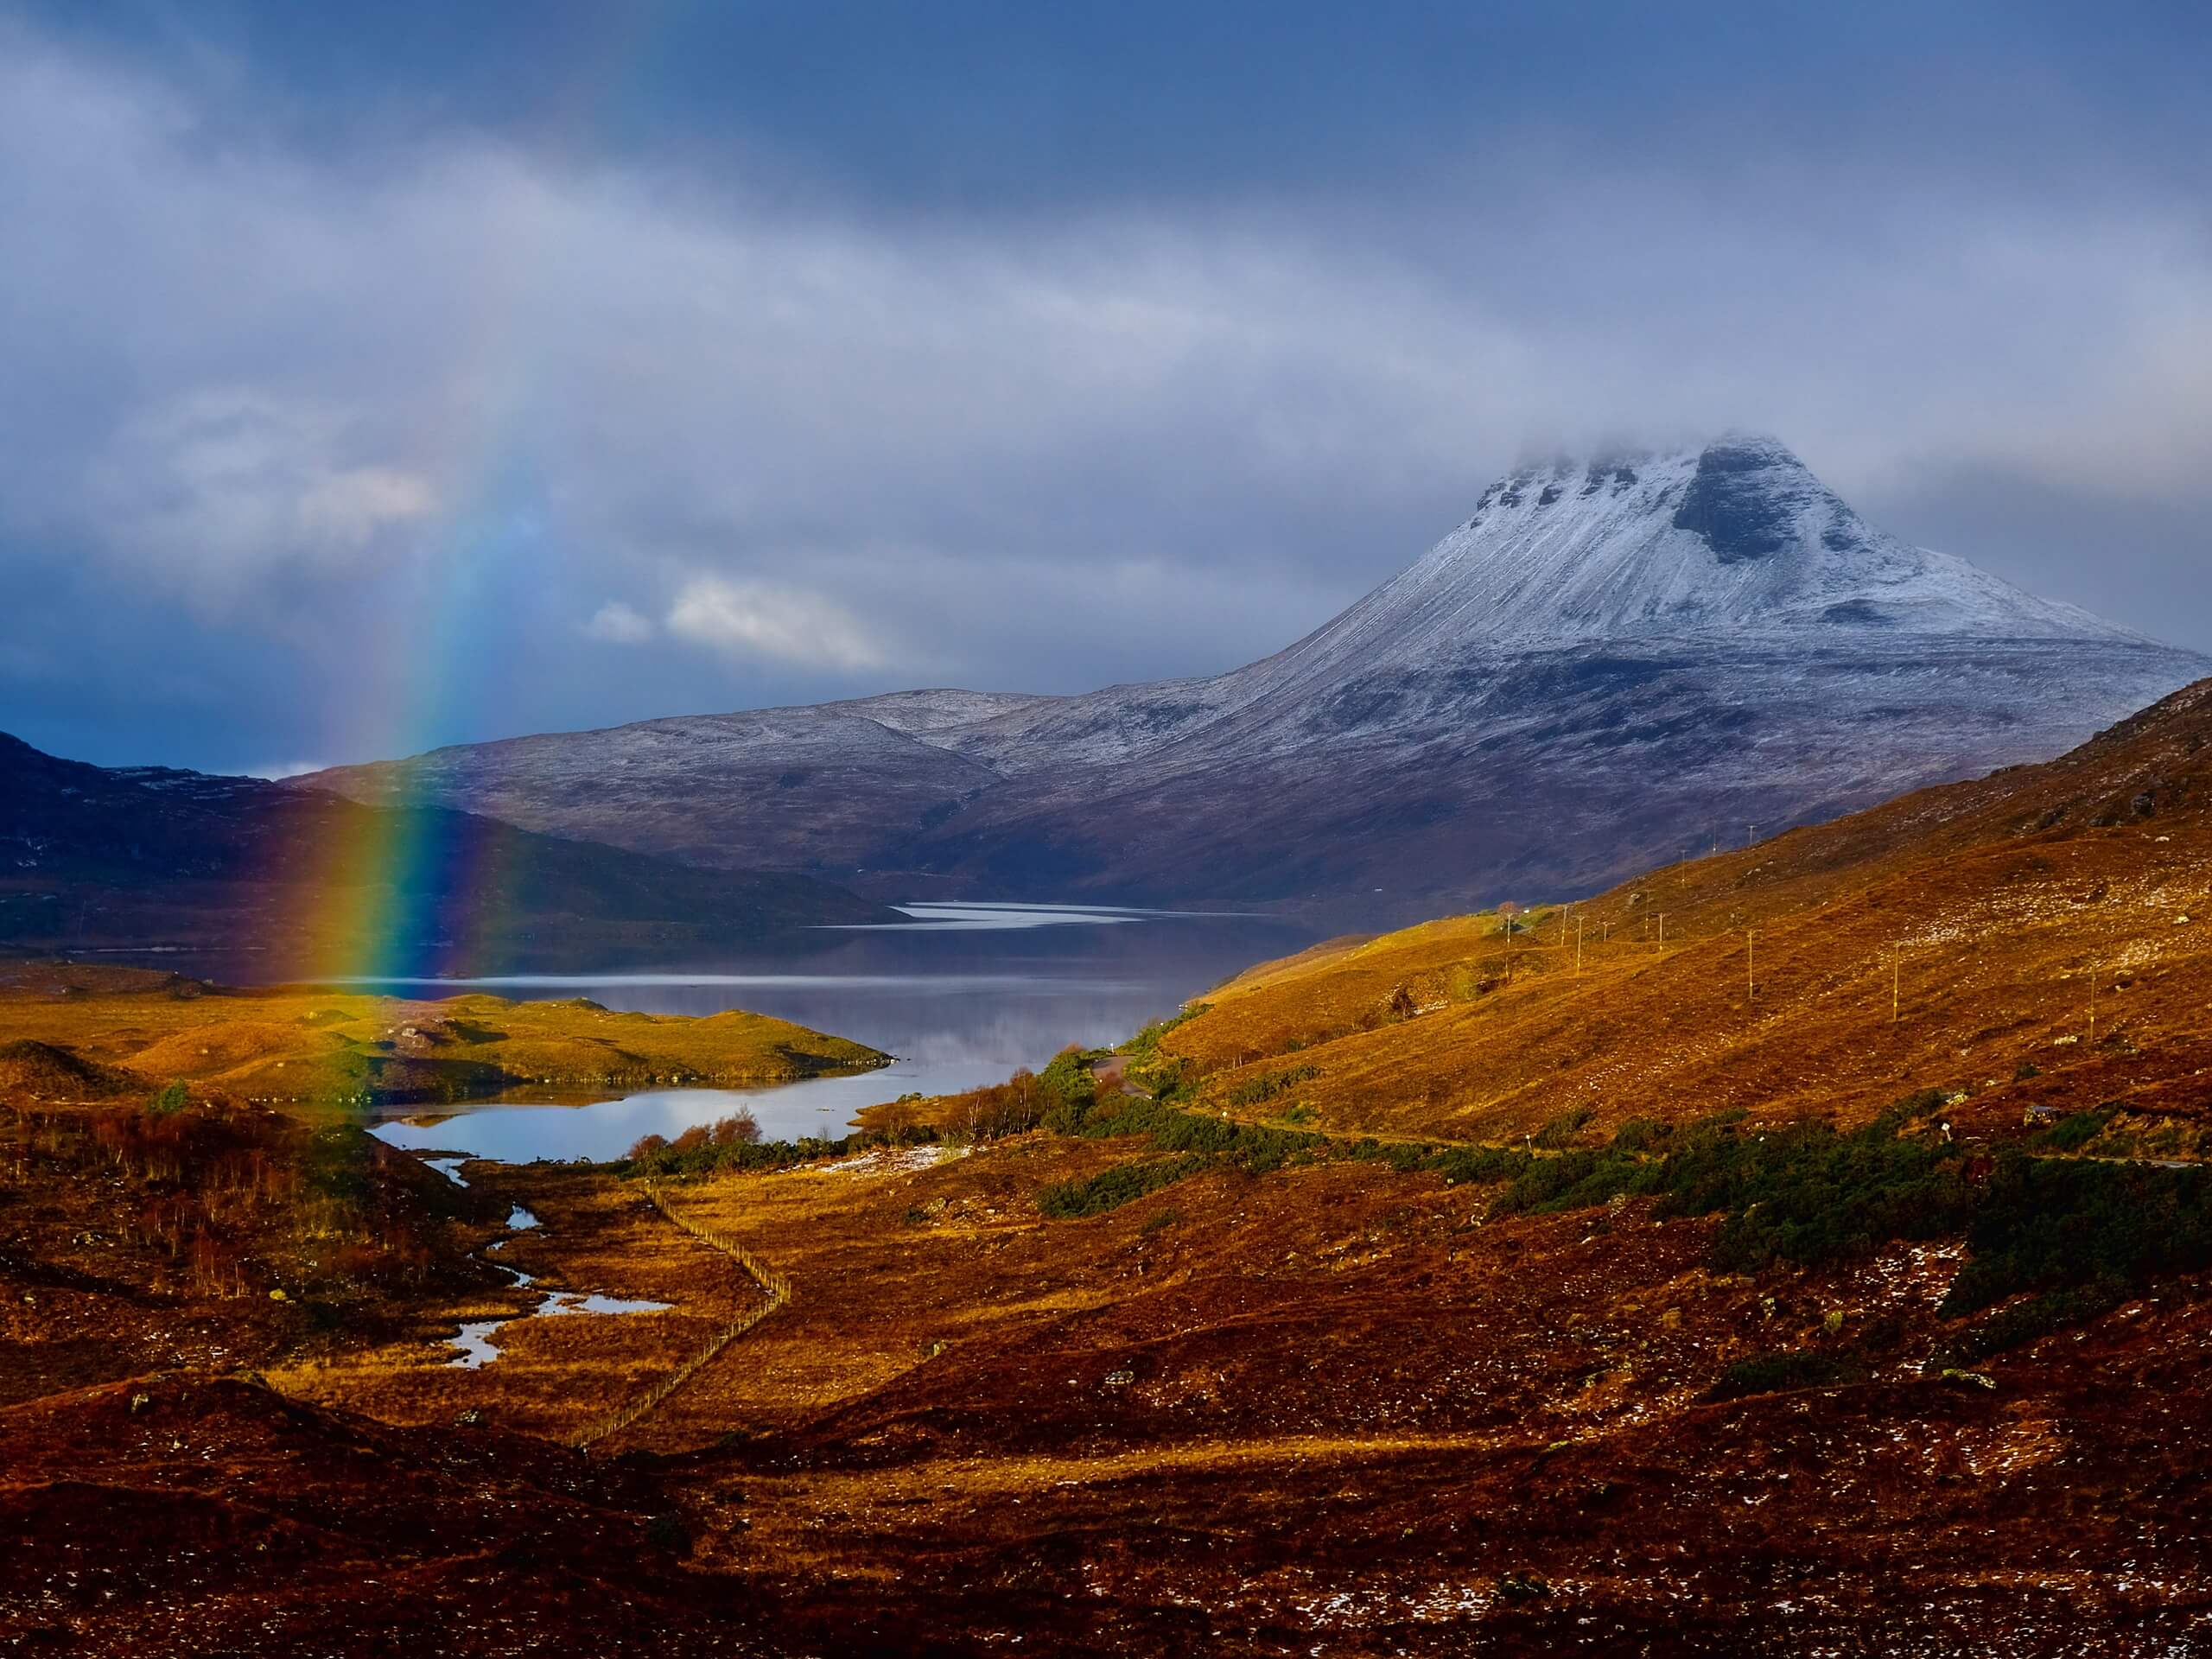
[366, 903, 1313, 1164]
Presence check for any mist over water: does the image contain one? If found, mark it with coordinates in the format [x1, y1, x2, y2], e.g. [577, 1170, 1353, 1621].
[364, 904, 1316, 1163]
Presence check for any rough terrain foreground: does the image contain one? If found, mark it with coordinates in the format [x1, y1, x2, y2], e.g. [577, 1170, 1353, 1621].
[16, 689, 2212, 1651]
[303, 436, 2207, 920]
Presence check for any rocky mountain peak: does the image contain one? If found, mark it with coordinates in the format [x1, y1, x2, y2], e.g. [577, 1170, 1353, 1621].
[1667, 435, 1853, 565]
[1288, 435, 2142, 669]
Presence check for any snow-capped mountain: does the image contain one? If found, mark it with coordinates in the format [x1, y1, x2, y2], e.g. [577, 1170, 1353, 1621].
[1298, 435, 2134, 656]
[302, 438, 2209, 919]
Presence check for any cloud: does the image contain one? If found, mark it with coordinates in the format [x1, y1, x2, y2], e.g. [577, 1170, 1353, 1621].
[0, 14, 2208, 772]
[298, 467, 438, 548]
[583, 601, 654, 645]
[77, 389, 439, 608]
[665, 576, 888, 671]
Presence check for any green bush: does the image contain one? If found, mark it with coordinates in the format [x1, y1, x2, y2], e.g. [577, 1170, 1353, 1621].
[1120, 1008, 1206, 1100]
[1138, 1055, 1194, 1103]
[1936, 1281, 2127, 1367]
[1424, 1144, 1533, 1186]
[1869, 1090, 1948, 1134]
[2032, 1109, 2112, 1154]
[1348, 1138, 1446, 1175]
[1491, 1147, 1654, 1216]
[1611, 1117, 1675, 1154]
[1039, 1155, 1210, 1218]
[1678, 1122, 1972, 1274]
[148, 1080, 189, 1116]
[1052, 1092, 1322, 1175]
[1121, 1004, 1208, 1064]
[1532, 1107, 1594, 1149]
[1226, 1065, 1319, 1109]
[1942, 1154, 2212, 1317]
[1706, 1350, 1852, 1402]
[1039, 1046, 1098, 1109]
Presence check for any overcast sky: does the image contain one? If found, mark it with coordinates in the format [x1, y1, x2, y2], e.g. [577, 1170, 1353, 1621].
[4, 1, 2209, 773]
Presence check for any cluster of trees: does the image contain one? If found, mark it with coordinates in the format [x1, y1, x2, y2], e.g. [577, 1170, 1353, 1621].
[891, 1071, 1055, 1141]
[1117, 1005, 1207, 1096]
[621, 1109, 941, 1179]
[626, 1110, 763, 1164]
[870, 1046, 1104, 1144]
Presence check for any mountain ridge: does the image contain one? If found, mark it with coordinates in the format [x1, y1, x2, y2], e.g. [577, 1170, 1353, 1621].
[0, 731, 903, 970]
[300, 437, 2209, 920]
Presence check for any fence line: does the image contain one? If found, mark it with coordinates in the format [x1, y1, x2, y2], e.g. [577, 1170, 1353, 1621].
[570, 1182, 788, 1452]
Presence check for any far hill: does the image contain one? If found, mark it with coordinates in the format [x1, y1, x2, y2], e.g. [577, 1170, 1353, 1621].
[0, 961, 887, 1109]
[300, 436, 2207, 920]
[0, 734, 902, 974]
[1147, 676, 2212, 1147]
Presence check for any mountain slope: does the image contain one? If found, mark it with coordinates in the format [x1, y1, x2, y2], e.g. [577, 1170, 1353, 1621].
[303, 437, 2209, 918]
[1302, 435, 2129, 659]
[1153, 675, 2212, 1145]
[0, 734, 901, 971]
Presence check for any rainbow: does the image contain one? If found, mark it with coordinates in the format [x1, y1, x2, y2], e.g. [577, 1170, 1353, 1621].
[293, 2, 676, 978]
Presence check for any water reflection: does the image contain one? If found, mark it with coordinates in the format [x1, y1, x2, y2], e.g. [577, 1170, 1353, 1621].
[365, 902, 1311, 1164]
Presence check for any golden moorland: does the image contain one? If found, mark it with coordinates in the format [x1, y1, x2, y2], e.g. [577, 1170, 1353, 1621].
[10, 683, 2212, 1653]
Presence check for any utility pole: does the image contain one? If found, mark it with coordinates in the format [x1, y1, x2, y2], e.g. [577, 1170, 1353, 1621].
[2089, 968, 2097, 1046]
[1892, 944, 1902, 1024]
[1746, 930, 1756, 1001]
[1576, 913, 1586, 976]
[1657, 914, 1667, 951]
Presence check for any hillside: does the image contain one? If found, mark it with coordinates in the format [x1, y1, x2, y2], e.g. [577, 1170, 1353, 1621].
[15, 693, 2212, 1652]
[1148, 677, 2212, 1147]
[301, 437, 2207, 918]
[0, 733, 902, 973]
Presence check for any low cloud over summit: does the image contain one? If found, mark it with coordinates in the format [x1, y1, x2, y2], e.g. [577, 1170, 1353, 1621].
[3, 3, 2209, 770]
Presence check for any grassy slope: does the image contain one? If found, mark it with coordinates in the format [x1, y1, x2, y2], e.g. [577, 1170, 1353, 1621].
[1157, 679, 2212, 1147]
[0, 960, 887, 1108]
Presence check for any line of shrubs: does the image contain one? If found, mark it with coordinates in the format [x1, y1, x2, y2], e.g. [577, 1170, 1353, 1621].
[1385, 1096, 2212, 1363]
[937, 1072, 2212, 1375]
[1028, 1057, 1332, 1216]
[1046, 1086, 1325, 1173]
